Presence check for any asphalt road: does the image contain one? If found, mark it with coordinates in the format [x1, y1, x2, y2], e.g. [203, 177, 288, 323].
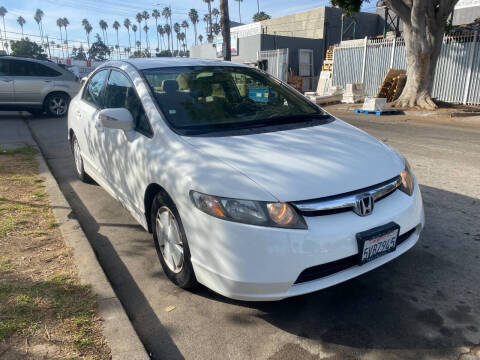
[21, 108, 480, 360]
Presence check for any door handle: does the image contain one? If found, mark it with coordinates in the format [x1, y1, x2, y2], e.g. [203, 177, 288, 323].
[43, 80, 52, 83]
[75, 110, 82, 119]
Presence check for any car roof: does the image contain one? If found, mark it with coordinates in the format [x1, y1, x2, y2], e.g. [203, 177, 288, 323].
[0, 55, 58, 66]
[108, 57, 249, 70]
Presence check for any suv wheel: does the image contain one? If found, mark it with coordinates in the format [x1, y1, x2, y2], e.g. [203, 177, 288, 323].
[45, 93, 70, 117]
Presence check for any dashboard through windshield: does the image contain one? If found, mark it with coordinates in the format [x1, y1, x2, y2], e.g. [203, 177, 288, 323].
[142, 66, 332, 136]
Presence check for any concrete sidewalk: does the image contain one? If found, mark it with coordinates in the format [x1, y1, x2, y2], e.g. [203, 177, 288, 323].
[0, 112, 149, 360]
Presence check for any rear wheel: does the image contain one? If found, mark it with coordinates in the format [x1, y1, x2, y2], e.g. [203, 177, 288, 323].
[45, 93, 70, 117]
[152, 192, 196, 289]
[71, 134, 92, 183]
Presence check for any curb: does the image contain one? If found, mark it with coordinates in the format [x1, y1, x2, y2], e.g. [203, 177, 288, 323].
[27, 122, 150, 360]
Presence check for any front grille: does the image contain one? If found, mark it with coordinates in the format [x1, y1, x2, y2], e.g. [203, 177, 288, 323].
[294, 226, 417, 284]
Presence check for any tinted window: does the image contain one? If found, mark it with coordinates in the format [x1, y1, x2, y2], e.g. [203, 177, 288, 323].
[4, 59, 61, 77]
[104, 70, 152, 136]
[30, 63, 62, 77]
[82, 70, 108, 108]
[142, 66, 327, 135]
[0, 60, 9, 76]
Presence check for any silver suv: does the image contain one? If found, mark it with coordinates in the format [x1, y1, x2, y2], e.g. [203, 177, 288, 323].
[0, 56, 81, 117]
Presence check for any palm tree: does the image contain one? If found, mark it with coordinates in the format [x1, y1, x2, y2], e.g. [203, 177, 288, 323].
[0, 6, 7, 53]
[181, 20, 189, 50]
[178, 32, 186, 54]
[17, 17, 26, 39]
[234, 0, 243, 23]
[198, 34, 203, 44]
[203, 0, 213, 42]
[157, 25, 165, 51]
[113, 21, 120, 57]
[143, 25, 150, 51]
[162, 7, 173, 52]
[135, 13, 142, 50]
[99, 20, 108, 45]
[212, 23, 221, 37]
[203, 14, 211, 42]
[256, 0, 260, 14]
[212, 8, 220, 24]
[188, 9, 199, 45]
[164, 24, 171, 53]
[132, 24, 138, 49]
[142, 11, 150, 49]
[34, 9, 45, 47]
[152, 9, 160, 52]
[62, 18, 70, 57]
[173, 22, 180, 54]
[56, 18, 64, 58]
[82, 19, 92, 49]
[124, 19, 132, 49]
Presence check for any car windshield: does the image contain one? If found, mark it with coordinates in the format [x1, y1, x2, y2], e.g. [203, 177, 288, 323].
[142, 66, 330, 135]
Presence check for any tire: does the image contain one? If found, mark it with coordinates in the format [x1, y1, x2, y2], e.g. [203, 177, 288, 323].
[44, 93, 70, 117]
[71, 134, 92, 183]
[151, 192, 197, 289]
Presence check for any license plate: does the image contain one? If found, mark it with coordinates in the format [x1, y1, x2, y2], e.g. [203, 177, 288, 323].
[356, 222, 400, 265]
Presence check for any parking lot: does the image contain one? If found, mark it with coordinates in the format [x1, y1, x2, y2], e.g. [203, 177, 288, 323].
[24, 107, 480, 360]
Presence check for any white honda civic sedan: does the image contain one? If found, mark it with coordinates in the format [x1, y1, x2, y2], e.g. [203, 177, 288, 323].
[68, 58, 424, 301]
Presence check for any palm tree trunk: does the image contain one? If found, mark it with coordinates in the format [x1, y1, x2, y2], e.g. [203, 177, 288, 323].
[64, 28, 69, 57]
[127, 29, 131, 49]
[194, 24, 197, 45]
[257, 0, 260, 14]
[238, 1, 241, 23]
[155, 19, 159, 51]
[2, 18, 7, 54]
[170, 16, 173, 51]
[139, 25, 141, 49]
[208, 2, 212, 40]
[59, 28, 64, 58]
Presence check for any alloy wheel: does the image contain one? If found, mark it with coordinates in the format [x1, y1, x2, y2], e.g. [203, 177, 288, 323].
[49, 97, 68, 116]
[156, 206, 184, 273]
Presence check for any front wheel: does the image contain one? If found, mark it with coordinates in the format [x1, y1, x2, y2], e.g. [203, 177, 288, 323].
[45, 93, 70, 117]
[152, 192, 197, 289]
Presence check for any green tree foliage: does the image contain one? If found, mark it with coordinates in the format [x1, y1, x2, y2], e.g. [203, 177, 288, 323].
[253, 11, 271, 22]
[10, 38, 47, 59]
[88, 34, 110, 61]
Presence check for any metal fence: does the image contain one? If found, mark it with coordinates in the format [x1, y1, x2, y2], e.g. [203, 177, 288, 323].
[258, 49, 289, 82]
[332, 31, 480, 105]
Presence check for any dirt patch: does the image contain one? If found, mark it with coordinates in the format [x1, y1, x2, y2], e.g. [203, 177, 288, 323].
[0, 147, 111, 359]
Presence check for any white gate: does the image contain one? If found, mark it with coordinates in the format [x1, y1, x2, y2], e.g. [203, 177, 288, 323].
[258, 49, 289, 82]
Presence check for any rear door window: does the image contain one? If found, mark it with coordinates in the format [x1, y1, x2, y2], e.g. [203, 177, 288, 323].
[82, 69, 109, 108]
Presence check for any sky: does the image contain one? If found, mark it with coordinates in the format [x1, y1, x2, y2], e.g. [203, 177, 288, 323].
[0, 0, 378, 53]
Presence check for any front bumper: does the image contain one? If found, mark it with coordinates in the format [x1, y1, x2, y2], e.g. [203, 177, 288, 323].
[183, 183, 425, 301]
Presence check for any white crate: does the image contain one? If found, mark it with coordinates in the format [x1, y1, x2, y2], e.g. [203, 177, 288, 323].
[363, 97, 387, 111]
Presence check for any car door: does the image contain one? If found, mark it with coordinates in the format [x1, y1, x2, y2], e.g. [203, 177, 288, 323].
[0, 59, 15, 103]
[10, 59, 56, 104]
[101, 69, 154, 212]
[76, 69, 110, 180]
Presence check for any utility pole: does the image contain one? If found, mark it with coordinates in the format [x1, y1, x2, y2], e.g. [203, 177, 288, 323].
[220, 0, 231, 61]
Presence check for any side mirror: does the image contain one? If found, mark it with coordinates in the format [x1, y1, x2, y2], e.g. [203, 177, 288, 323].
[80, 77, 88, 86]
[98, 108, 134, 131]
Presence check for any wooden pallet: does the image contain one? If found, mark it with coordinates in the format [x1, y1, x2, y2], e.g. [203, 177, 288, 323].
[354, 109, 402, 116]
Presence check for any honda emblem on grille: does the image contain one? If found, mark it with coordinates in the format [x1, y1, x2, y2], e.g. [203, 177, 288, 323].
[354, 194, 374, 216]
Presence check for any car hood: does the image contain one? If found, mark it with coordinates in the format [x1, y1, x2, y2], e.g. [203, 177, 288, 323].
[184, 119, 404, 202]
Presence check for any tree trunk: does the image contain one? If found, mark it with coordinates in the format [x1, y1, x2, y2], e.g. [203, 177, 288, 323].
[220, 0, 231, 61]
[396, 22, 444, 109]
[384, 0, 459, 110]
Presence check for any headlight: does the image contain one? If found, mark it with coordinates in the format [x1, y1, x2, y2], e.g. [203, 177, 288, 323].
[399, 158, 415, 196]
[190, 191, 307, 229]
